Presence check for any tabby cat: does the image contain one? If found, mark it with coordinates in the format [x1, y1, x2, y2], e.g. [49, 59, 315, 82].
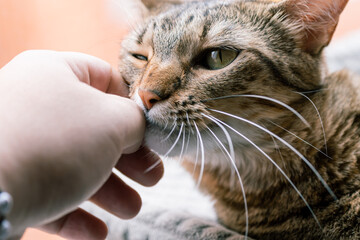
[119, 0, 360, 239]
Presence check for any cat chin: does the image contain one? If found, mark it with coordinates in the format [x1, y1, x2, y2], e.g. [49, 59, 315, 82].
[144, 125, 191, 157]
[144, 122, 245, 158]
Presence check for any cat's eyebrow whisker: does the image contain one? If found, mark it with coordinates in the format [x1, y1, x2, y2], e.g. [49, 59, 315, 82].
[268, 120, 331, 159]
[109, 0, 140, 33]
[208, 114, 322, 228]
[209, 108, 337, 201]
[202, 114, 249, 238]
[202, 94, 310, 128]
[193, 121, 205, 188]
[295, 92, 328, 155]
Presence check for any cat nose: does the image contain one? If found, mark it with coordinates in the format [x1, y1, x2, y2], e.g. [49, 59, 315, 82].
[138, 89, 161, 110]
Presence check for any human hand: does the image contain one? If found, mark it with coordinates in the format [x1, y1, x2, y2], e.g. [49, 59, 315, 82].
[0, 50, 163, 239]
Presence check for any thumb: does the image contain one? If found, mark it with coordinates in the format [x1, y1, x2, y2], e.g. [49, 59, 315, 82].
[107, 95, 146, 154]
[61, 51, 129, 97]
[62, 51, 145, 153]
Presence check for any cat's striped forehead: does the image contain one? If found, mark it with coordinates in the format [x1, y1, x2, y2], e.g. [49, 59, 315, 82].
[136, 1, 270, 60]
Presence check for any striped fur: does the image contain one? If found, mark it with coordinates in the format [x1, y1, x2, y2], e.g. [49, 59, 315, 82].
[119, 0, 359, 239]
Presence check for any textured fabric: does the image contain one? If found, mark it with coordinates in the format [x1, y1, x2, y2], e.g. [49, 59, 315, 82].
[83, 31, 360, 240]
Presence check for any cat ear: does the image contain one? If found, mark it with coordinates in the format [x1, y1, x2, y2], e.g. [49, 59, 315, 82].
[283, 0, 348, 55]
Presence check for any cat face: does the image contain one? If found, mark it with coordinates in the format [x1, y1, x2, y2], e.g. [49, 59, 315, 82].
[119, 0, 346, 159]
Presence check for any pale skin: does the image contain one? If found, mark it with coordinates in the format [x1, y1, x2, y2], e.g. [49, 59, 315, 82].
[0, 50, 164, 239]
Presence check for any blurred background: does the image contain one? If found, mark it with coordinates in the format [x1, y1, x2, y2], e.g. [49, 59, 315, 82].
[0, 0, 140, 68]
[0, 0, 359, 239]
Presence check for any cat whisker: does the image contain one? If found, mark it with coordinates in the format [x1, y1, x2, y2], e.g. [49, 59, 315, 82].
[268, 120, 331, 159]
[193, 121, 205, 188]
[209, 108, 337, 201]
[164, 122, 184, 157]
[192, 124, 200, 175]
[145, 122, 184, 174]
[298, 88, 329, 94]
[182, 128, 192, 164]
[162, 119, 169, 131]
[202, 114, 249, 238]
[109, 0, 140, 33]
[202, 94, 310, 128]
[161, 119, 178, 143]
[209, 114, 321, 228]
[141, 149, 165, 174]
[144, 158, 163, 174]
[205, 111, 237, 191]
[295, 92, 328, 155]
[178, 125, 187, 164]
[269, 133, 287, 170]
[186, 112, 195, 134]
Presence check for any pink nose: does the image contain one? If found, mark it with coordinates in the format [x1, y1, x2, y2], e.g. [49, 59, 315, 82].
[138, 89, 161, 110]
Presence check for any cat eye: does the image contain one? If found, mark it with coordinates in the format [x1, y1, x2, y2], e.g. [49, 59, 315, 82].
[132, 54, 148, 61]
[202, 48, 239, 70]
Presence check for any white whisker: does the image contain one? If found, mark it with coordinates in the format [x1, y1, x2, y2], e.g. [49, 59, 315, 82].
[161, 119, 177, 143]
[162, 120, 169, 131]
[269, 133, 287, 170]
[193, 126, 200, 175]
[164, 122, 184, 157]
[145, 123, 184, 173]
[178, 126, 186, 163]
[144, 158, 163, 174]
[296, 92, 328, 155]
[193, 121, 205, 188]
[299, 88, 328, 94]
[203, 94, 310, 128]
[209, 115, 321, 228]
[268, 120, 331, 159]
[202, 114, 249, 238]
[209, 108, 337, 201]
[186, 112, 195, 134]
[182, 128, 192, 164]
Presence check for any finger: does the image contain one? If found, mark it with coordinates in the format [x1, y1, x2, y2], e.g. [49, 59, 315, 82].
[116, 146, 164, 187]
[105, 96, 146, 154]
[106, 67, 129, 97]
[39, 208, 107, 240]
[60, 52, 129, 96]
[90, 173, 142, 219]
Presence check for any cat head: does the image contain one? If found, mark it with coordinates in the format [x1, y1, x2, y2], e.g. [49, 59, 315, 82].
[119, 0, 348, 159]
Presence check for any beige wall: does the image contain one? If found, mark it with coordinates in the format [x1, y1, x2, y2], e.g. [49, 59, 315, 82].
[0, 0, 134, 68]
